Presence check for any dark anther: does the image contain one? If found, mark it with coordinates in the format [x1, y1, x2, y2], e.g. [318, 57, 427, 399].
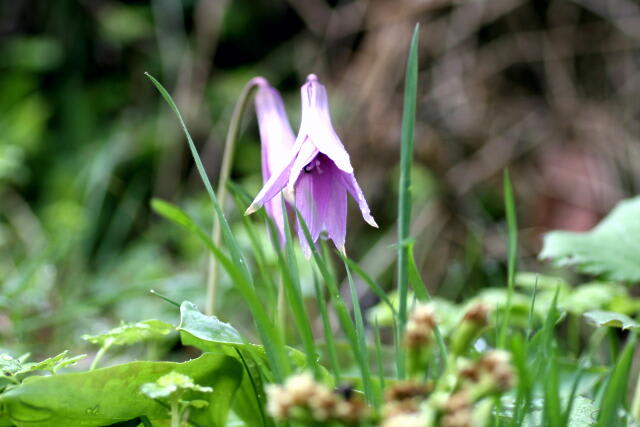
[335, 383, 354, 400]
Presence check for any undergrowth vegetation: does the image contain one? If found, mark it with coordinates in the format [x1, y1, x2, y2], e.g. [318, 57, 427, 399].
[2, 20, 640, 427]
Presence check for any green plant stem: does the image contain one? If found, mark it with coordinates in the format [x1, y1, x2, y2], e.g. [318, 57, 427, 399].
[277, 275, 286, 338]
[396, 24, 420, 379]
[89, 343, 111, 371]
[170, 401, 180, 427]
[206, 80, 259, 316]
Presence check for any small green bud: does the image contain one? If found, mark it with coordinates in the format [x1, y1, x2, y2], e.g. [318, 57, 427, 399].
[450, 303, 491, 356]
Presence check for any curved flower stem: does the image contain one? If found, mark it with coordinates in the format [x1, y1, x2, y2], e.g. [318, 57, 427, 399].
[89, 342, 111, 371]
[206, 79, 260, 316]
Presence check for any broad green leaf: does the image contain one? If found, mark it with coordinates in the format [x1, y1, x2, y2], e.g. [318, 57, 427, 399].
[177, 302, 271, 427]
[0, 353, 241, 427]
[178, 301, 243, 345]
[151, 199, 289, 380]
[176, 301, 331, 426]
[561, 283, 627, 315]
[82, 319, 173, 348]
[584, 310, 640, 330]
[540, 196, 640, 282]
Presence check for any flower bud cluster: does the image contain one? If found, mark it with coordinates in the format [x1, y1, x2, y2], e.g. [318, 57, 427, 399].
[405, 304, 437, 348]
[451, 303, 491, 355]
[265, 372, 366, 423]
[265, 303, 516, 427]
[381, 381, 430, 421]
[473, 350, 515, 393]
[381, 412, 425, 427]
[440, 391, 472, 427]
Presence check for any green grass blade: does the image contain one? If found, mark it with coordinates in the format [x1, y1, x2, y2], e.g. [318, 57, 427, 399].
[294, 209, 374, 403]
[151, 198, 289, 380]
[499, 168, 518, 347]
[145, 73, 251, 282]
[344, 259, 378, 406]
[373, 318, 386, 392]
[543, 350, 562, 427]
[508, 334, 532, 427]
[227, 183, 278, 308]
[312, 274, 341, 383]
[406, 241, 428, 302]
[405, 241, 448, 368]
[277, 201, 321, 378]
[596, 334, 637, 427]
[396, 24, 420, 379]
[338, 252, 395, 316]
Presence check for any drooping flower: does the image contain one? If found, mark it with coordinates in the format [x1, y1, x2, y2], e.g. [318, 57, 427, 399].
[252, 77, 296, 243]
[246, 74, 377, 255]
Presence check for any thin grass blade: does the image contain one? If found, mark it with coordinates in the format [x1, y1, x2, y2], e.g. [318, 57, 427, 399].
[396, 24, 420, 379]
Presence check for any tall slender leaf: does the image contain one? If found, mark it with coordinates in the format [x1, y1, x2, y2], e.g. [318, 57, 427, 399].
[499, 169, 518, 347]
[295, 210, 373, 403]
[151, 199, 289, 380]
[396, 24, 420, 379]
[596, 334, 637, 427]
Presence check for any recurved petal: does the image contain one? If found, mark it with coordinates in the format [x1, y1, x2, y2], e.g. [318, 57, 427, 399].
[339, 171, 378, 228]
[246, 130, 307, 215]
[246, 154, 294, 215]
[286, 136, 320, 194]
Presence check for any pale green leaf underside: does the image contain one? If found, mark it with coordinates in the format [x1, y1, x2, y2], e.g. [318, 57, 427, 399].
[584, 310, 640, 330]
[540, 196, 640, 282]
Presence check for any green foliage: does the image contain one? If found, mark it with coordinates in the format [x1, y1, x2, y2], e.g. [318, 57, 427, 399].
[540, 196, 640, 282]
[140, 369, 214, 426]
[0, 352, 86, 384]
[584, 310, 640, 330]
[82, 320, 173, 348]
[0, 353, 241, 427]
[396, 23, 420, 380]
[3, 11, 640, 426]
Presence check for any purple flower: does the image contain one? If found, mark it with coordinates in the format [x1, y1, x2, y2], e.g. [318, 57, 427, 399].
[247, 74, 377, 255]
[252, 77, 296, 243]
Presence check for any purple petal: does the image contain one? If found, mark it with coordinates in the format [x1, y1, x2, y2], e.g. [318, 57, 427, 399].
[339, 170, 378, 228]
[294, 154, 348, 256]
[315, 159, 347, 253]
[246, 157, 293, 215]
[299, 75, 354, 174]
[286, 136, 320, 193]
[250, 79, 297, 243]
[294, 172, 319, 257]
[255, 84, 295, 180]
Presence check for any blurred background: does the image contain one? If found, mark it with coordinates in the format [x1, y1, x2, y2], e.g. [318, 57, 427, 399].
[1, 0, 639, 357]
